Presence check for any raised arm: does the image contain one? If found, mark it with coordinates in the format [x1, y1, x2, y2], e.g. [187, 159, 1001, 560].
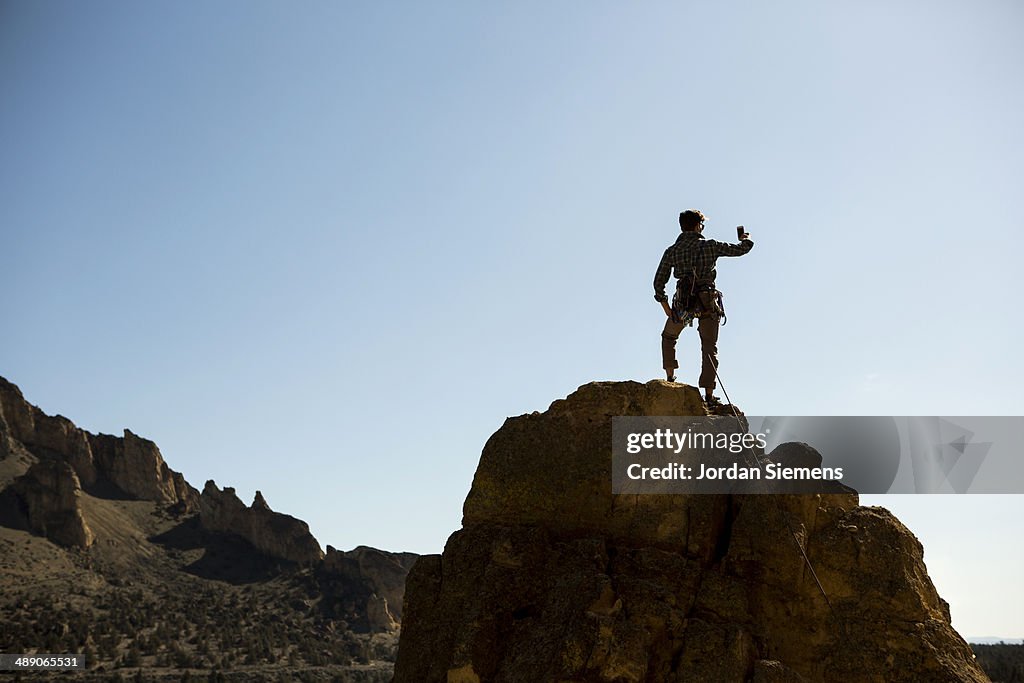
[709, 237, 754, 258]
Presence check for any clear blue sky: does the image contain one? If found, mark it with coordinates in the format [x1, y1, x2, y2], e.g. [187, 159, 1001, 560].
[2, 1, 1021, 638]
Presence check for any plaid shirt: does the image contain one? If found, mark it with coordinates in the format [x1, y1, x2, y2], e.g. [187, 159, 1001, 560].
[653, 232, 753, 302]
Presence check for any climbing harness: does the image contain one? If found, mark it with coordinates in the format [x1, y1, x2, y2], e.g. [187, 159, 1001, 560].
[674, 269, 727, 326]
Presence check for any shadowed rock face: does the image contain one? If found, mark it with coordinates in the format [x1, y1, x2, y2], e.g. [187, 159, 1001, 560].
[199, 481, 325, 564]
[394, 380, 988, 683]
[0, 377, 198, 511]
[5, 460, 94, 548]
[319, 546, 420, 633]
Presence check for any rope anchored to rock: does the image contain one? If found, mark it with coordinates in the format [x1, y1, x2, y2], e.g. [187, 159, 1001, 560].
[708, 356, 843, 629]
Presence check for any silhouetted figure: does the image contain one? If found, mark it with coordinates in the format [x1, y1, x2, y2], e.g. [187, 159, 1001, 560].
[654, 210, 753, 403]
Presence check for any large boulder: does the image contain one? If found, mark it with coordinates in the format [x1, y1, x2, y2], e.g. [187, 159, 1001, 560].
[394, 380, 987, 683]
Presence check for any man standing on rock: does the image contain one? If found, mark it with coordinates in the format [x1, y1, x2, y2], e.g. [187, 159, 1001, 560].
[654, 210, 753, 404]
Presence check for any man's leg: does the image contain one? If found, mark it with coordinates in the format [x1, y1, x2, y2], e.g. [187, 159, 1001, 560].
[697, 315, 721, 396]
[661, 317, 686, 381]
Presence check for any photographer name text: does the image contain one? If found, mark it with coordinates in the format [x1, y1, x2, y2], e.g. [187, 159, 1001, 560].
[626, 462, 845, 481]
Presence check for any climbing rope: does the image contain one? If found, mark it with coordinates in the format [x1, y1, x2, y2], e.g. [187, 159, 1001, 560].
[708, 355, 842, 626]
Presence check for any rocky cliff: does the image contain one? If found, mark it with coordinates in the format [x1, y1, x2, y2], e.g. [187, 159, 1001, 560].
[320, 545, 420, 633]
[2, 459, 94, 548]
[393, 380, 988, 683]
[0, 377, 197, 511]
[199, 480, 325, 564]
[0, 376, 417, 680]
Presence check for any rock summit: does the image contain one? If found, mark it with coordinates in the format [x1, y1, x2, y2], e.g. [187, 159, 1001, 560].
[393, 380, 987, 683]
